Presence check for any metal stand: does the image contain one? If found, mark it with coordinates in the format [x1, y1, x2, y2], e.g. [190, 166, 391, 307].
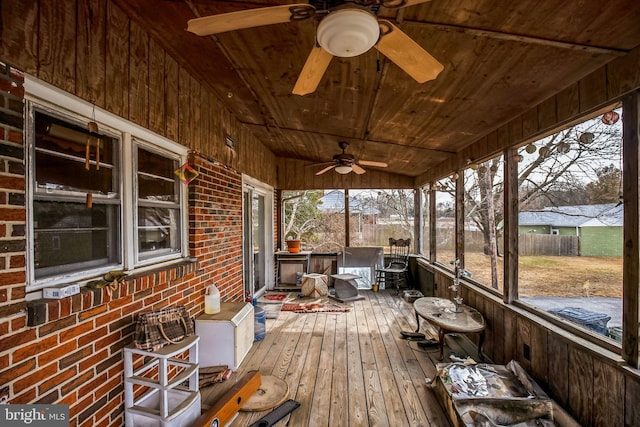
[329, 273, 365, 303]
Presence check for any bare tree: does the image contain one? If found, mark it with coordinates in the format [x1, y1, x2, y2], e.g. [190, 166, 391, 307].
[462, 110, 622, 289]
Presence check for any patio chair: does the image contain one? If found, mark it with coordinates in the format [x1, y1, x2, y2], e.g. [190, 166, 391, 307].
[375, 238, 411, 293]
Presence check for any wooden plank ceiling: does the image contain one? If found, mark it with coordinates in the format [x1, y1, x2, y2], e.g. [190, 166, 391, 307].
[115, 0, 640, 178]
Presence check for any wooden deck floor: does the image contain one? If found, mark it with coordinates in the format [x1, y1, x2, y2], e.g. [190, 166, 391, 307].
[201, 291, 480, 426]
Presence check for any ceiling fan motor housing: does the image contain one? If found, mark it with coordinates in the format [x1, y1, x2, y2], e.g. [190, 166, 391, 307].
[317, 9, 380, 57]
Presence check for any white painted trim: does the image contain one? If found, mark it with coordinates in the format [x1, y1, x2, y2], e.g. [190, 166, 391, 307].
[242, 175, 275, 292]
[23, 74, 191, 292]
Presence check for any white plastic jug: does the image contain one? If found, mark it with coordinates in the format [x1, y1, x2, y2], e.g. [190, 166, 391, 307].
[204, 283, 221, 314]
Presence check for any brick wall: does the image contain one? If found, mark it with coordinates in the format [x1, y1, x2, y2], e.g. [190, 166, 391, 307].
[0, 63, 246, 426]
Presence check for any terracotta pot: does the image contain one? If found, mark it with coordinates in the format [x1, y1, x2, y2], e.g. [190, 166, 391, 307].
[286, 239, 301, 253]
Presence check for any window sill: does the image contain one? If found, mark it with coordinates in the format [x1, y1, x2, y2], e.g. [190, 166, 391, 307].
[26, 257, 198, 327]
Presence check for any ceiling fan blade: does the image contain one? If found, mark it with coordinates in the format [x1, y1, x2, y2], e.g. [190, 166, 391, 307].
[358, 160, 388, 168]
[316, 164, 337, 175]
[381, 0, 434, 9]
[375, 20, 444, 83]
[307, 161, 337, 167]
[352, 164, 366, 175]
[187, 4, 313, 36]
[293, 46, 333, 96]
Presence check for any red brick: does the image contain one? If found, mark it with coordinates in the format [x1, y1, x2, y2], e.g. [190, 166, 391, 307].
[0, 354, 8, 370]
[94, 394, 121, 423]
[108, 294, 133, 310]
[11, 386, 36, 404]
[38, 340, 77, 366]
[9, 254, 25, 268]
[78, 326, 108, 347]
[95, 331, 121, 351]
[47, 299, 60, 321]
[121, 300, 143, 316]
[0, 357, 35, 386]
[79, 303, 107, 321]
[13, 361, 58, 393]
[60, 297, 72, 318]
[79, 348, 108, 372]
[63, 369, 95, 396]
[0, 328, 36, 351]
[10, 285, 25, 299]
[38, 315, 76, 337]
[39, 365, 77, 394]
[78, 372, 107, 397]
[95, 310, 120, 328]
[0, 175, 25, 191]
[7, 129, 22, 144]
[12, 334, 58, 363]
[0, 270, 25, 286]
[59, 321, 93, 343]
[70, 393, 94, 420]
[0, 206, 25, 219]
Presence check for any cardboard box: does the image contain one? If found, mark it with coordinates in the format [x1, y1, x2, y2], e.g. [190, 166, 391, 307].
[433, 360, 554, 427]
[43, 284, 80, 299]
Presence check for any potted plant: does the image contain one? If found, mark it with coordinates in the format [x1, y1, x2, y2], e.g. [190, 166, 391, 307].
[285, 236, 302, 253]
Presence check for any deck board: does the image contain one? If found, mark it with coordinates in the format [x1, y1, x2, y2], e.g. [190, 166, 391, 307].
[200, 291, 485, 426]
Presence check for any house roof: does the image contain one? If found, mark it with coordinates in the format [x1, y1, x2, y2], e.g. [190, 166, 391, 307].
[319, 190, 379, 215]
[519, 203, 623, 228]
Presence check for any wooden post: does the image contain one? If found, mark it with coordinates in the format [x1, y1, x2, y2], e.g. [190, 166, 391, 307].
[429, 184, 437, 263]
[623, 91, 640, 368]
[344, 188, 350, 247]
[504, 147, 519, 303]
[414, 188, 423, 255]
[276, 189, 282, 251]
[455, 172, 464, 268]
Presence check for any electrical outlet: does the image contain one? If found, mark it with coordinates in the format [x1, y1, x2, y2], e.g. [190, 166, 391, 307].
[225, 134, 235, 149]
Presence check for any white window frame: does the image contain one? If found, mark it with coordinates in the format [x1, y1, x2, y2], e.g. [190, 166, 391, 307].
[242, 175, 275, 292]
[24, 76, 189, 293]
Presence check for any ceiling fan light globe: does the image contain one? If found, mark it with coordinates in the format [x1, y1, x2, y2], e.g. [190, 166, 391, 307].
[335, 165, 353, 174]
[317, 9, 379, 58]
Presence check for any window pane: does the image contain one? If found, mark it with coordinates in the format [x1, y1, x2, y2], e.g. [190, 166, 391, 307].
[138, 207, 181, 256]
[35, 111, 116, 195]
[349, 190, 414, 248]
[282, 190, 344, 252]
[435, 177, 455, 266]
[463, 157, 505, 293]
[35, 151, 115, 194]
[33, 201, 120, 278]
[517, 107, 623, 343]
[138, 148, 178, 202]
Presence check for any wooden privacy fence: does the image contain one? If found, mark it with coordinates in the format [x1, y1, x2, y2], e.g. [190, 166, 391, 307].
[518, 233, 579, 256]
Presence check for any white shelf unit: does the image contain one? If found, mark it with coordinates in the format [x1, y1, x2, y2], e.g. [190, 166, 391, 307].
[124, 335, 201, 427]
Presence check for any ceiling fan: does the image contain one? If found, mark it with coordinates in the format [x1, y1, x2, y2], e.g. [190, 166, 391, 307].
[187, 0, 444, 95]
[309, 141, 388, 175]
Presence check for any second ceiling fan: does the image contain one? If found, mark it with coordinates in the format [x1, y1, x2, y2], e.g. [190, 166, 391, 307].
[187, 0, 444, 95]
[309, 141, 388, 175]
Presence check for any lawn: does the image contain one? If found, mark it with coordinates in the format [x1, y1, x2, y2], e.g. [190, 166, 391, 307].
[456, 252, 623, 298]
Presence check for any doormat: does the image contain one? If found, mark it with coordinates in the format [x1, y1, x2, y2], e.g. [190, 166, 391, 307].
[280, 302, 350, 313]
[263, 293, 288, 301]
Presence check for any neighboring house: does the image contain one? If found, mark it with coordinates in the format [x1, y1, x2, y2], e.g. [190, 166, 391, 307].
[518, 203, 623, 256]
